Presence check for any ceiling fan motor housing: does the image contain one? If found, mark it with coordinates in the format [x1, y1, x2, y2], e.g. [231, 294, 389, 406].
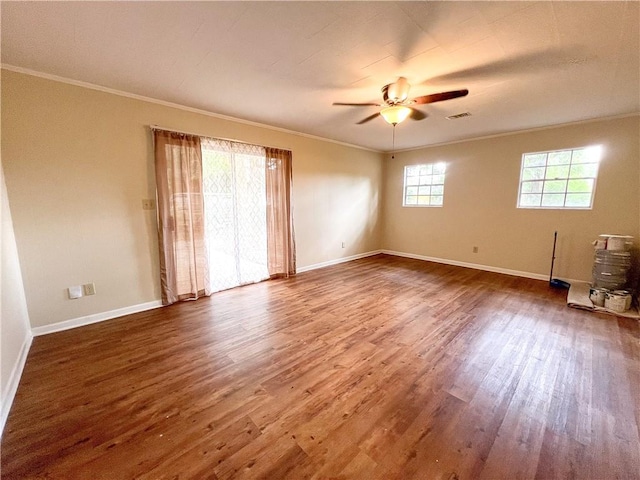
[385, 77, 410, 104]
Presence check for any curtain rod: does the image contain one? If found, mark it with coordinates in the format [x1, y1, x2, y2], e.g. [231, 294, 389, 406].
[149, 125, 290, 152]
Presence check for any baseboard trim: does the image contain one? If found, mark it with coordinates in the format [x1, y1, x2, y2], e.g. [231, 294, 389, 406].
[31, 300, 164, 337]
[381, 249, 583, 284]
[1, 331, 33, 437]
[29, 251, 582, 337]
[297, 250, 383, 273]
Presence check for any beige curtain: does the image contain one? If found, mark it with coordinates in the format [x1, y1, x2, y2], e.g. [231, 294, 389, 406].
[154, 129, 209, 305]
[265, 147, 296, 277]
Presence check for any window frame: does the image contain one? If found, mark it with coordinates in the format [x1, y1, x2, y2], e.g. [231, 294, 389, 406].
[402, 162, 446, 208]
[516, 146, 601, 210]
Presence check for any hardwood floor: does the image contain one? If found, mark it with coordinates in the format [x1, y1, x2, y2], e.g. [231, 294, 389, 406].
[2, 254, 639, 479]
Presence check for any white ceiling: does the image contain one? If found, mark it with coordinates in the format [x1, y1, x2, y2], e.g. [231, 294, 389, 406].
[2, 1, 639, 151]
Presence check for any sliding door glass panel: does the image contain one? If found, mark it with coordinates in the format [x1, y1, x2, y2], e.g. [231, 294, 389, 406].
[202, 145, 268, 292]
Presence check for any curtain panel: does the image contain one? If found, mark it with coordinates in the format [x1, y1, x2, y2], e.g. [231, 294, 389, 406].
[154, 130, 209, 305]
[265, 147, 296, 277]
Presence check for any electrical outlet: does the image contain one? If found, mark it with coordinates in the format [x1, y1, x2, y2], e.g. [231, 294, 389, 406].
[83, 282, 96, 296]
[142, 199, 156, 210]
[473, 246, 478, 253]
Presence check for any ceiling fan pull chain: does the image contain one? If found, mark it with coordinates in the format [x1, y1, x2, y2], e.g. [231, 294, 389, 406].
[392, 124, 396, 159]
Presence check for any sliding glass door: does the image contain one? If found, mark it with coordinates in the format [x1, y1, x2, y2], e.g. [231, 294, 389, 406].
[153, 128, 295, 305]
[201, 140, 269, 293]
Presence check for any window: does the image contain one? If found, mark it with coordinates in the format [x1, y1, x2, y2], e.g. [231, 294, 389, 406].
[517, 146, 601, 209]
[403, 162, 446, 207]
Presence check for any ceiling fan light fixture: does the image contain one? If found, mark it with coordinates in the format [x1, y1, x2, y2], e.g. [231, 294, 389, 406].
[380, 105, 412, 125]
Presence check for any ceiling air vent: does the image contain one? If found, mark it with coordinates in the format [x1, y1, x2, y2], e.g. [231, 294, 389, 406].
[446, 112, 472, 120]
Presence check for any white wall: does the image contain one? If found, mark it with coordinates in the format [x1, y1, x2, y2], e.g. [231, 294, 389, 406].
[1, 166, 32, 435]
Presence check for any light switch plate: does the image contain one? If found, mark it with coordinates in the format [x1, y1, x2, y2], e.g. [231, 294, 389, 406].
[68, 285, 83, 299]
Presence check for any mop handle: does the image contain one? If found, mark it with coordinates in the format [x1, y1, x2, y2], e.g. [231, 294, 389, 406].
[550, 231, 558, 283]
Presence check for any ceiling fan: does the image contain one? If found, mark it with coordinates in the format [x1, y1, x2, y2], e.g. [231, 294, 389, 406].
[333, 77, 468, 125]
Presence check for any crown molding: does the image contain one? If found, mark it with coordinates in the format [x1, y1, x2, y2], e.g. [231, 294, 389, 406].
[387, 112, 640, 155]
[3, 64, 637, 157]
[1, 64, 379, 153]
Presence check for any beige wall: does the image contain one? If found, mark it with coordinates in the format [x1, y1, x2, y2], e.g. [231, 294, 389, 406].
[3, 68, 637, 332]
[382, 115, 640, 282]
[1, 70, 382, 328]
[1, 166, 32, 429]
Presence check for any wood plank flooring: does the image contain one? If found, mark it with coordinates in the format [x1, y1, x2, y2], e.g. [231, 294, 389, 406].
[2, 254, 639, 479]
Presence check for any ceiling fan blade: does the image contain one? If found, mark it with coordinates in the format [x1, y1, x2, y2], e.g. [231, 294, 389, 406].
[424, 47, 580, 85]
[333, 102, 381, 107]
[409, 108, 427, 121]
[356, 112, 381, 125]
[412, 89, 469, 105]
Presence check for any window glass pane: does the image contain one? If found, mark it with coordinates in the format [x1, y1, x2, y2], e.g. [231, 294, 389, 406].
[520, 193, 541, 207]
[543, 180, 567, 193]
[431, 185, 444, 195]
[522, 167, 545, 181]
[406, 186, 418, 196]
[521, 181, 543, 194]
[567, 178, 594, 193]
[406, 176, 419, 186]
[541, 194, 565, 206]
[405, 195, 417, 205]
[548, 151, 571, 165]
[419, 165, 433, 175]
[417, 196, 430, 205]
[569, 163, 598, 178]
[565, 193, 592, 207]
[432, 174, 445, 185]
[524, 153, 547, 167]
[420, 175, 433, 185]
[570, 149, 587, 164]
[571, 148, 599, 164]
[432, 163, 446, 174]
[431, 195, 443, 206]
[406, 166, 420, 176]
[418, 186, 431, 195]
[545, 165, 570, 179]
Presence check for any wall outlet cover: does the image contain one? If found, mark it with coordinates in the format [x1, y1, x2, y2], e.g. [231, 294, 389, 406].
[142, 199, 156, 210]
[68, 285, 83, 299]
[83, 283, 96, 296]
